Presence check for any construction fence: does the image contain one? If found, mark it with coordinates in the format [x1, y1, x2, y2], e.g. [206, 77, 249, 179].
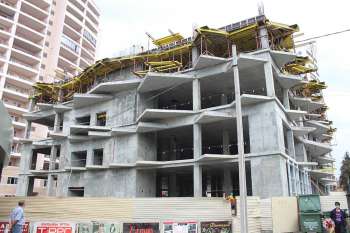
[0, 195, 348, 233]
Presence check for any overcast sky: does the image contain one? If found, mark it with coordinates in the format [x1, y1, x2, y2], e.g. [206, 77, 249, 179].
[95, 0, 350, 175]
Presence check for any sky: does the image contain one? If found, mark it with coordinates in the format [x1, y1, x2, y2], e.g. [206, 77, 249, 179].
[95, 0, 350, 175]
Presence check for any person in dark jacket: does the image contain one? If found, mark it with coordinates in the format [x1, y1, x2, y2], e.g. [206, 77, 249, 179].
[330, 202, 347, 233]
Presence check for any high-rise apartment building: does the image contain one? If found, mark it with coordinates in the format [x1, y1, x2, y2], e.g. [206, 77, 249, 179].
[0, 0, 100, 196]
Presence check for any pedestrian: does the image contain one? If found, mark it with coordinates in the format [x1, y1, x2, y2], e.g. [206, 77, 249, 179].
[9, 201, 25, 233]
[330, 201, 347, 233]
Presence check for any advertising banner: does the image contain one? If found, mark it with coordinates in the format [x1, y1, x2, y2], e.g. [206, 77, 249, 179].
[200, 221, 231, 233]
[76, 223, 92, 233]
[0, 222, 30, 233]
[163, 222, 197, 233]
[34, 222, 75, 233]
[92, 222, 121, 233]
[123, 223, 159, 233]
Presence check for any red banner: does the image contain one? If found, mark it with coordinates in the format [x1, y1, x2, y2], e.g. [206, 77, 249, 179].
[34, 223, 74, 233]
[0, 222, 30, 233]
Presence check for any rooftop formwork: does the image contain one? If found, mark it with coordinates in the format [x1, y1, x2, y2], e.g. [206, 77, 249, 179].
[17, 15, 336, 198]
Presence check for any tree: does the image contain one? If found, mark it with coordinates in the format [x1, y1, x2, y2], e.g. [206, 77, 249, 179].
[339, 151, 350, 192]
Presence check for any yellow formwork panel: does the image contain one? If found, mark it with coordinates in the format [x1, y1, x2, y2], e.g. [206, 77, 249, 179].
[153, 33, 184, 47]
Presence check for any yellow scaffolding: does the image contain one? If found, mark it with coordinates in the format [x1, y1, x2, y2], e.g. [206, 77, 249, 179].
[32, 18, 300, 104]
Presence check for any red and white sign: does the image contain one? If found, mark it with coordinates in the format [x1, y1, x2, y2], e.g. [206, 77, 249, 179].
[34, 222, 75, 233]
[0, 222, 30, 233]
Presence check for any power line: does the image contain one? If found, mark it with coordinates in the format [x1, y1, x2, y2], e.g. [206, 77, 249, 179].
[295, 28, 350, 43]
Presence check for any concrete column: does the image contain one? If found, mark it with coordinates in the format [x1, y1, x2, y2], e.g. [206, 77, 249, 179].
[223, 168, 232, 194]
[194, 164, 202, 197]
[193, 124, 202, 197]
[221, 94, 227, 105]
[264, 61, 275, 97]
[170, 136, 177, 160]
[223, 130, 230, 155]
[287, 130, 296, 158]
[49, 146, 57, 170]
[192, 46, 199, 66]
[24, 121, 32, 139]
[46, 174, 55, 196]
[169, 174, 177, 197]
[53, 113, 60, 132]
[258, 26, 269, 49]
[193, 78, 201, 111]
[283, 89, 290, 109]
[27, 177, 35, 196]
[16, 175, 29, 196]
[287, 162, 292, 196]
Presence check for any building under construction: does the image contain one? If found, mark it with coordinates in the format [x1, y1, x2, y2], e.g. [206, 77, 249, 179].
[17, 15, 336, 198]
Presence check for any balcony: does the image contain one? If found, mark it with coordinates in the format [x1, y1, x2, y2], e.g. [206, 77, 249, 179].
[302, 138, 332, 157]
[16, 22, 45, 43]
[83, 29, 96, 48]
[6, 72, 35, 87]
[86, 9, 99, 27]
[12, 46, 41, 63]
[20, 0, 49, 21]
[63, 24, 81, 42]
[3, 86, 29, 101]
[87, 1, 100, 18]
[68, 0, 85, 13]
[84, 19, 97, 35]
[58, 55, 78, 72]
[18, 11, 46, 33]
[25, 0, 50, 11]
[4, 102, 29, 114]
[81, 40, 95, 57]
[9, 57, 38, 76]
[65, 11, 83, 32]
[61, 35, 80, 54]
[12, 119, 26, 129]
[14, 33, 42, 52]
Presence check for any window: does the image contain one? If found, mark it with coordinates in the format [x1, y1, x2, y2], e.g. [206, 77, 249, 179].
[41, 64, 46, 69]
[93, 149, 103, 166]
[96, 112, 106, 126]
[71, 151, 87, 167]
[7, 177, 18, 184]
[68, 187, 84, 196]
[76, 115, 90, 125]
[39, 76, 44, 81]
[43, 52, 47, 58]
[31, 126, 36, 131]
[61, 35, 80, 54]
[47, 31, 51, 36]
[45, 41, 49, 47]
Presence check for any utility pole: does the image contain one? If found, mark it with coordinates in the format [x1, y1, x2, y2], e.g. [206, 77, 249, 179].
[232, 44, 248, 233]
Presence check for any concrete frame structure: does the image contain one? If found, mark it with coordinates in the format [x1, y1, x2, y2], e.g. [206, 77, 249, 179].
[18, 18, 335, 198]
[0, 0, 99, 196]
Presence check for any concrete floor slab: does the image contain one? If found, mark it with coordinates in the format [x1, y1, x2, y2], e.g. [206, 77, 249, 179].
[73, 93, 113, 108]
[138, 72, 193, 93]
[137, 109, 195, 122]
[89, 79, 141, 94]
[193, 55, 229, 70]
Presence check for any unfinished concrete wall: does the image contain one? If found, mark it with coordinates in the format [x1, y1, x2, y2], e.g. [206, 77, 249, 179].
[248, 102, 284, 154]
[250, 154, 289, 198]
[136, 170, 156, 197]
[137, 133, 157, 161]
[114, 134, 138, 164]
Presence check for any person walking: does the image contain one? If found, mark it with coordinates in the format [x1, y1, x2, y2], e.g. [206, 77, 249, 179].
[9, 201, 25, 233]
[330, 202, 347, 233]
